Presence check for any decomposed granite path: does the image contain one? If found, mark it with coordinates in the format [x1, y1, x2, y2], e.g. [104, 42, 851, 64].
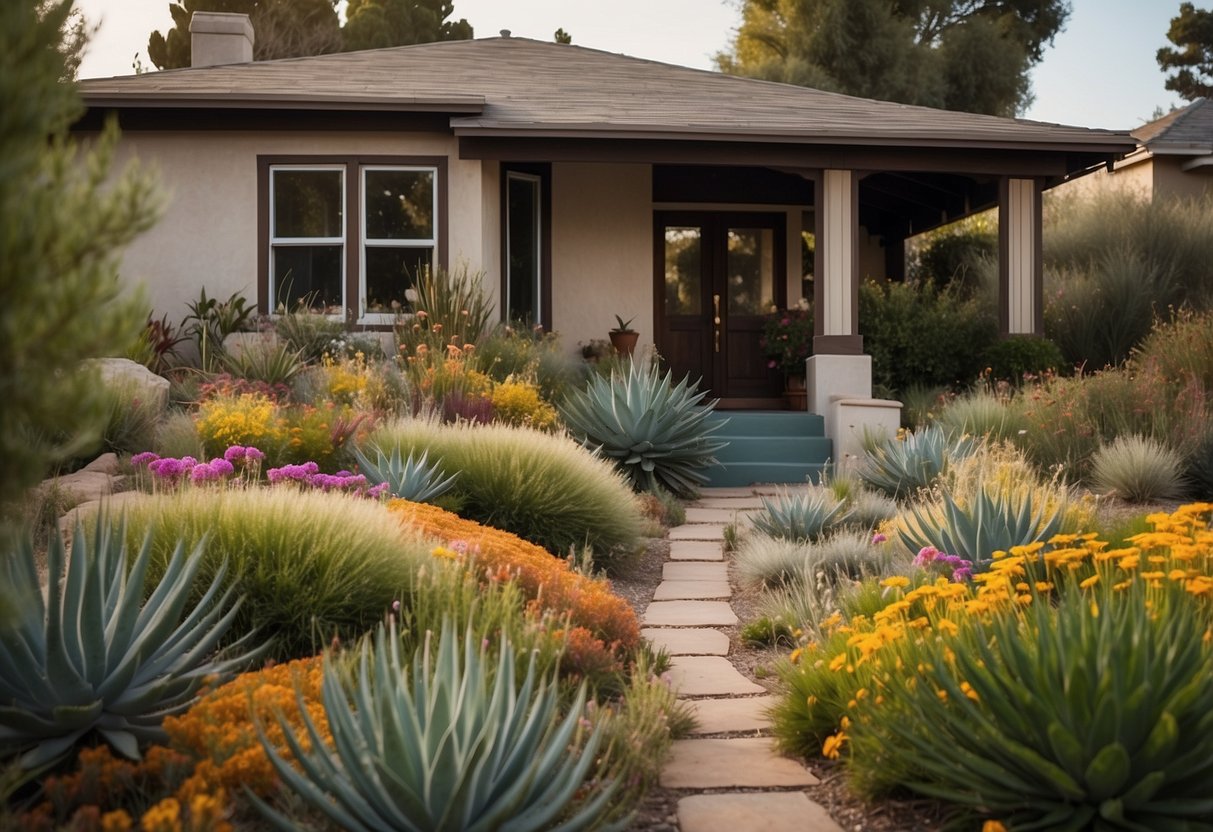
[641, 487, 844, 832]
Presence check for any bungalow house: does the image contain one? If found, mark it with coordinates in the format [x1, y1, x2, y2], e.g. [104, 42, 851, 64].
[1065, 97, 1213, 201]
[76, 12, 1134, 479]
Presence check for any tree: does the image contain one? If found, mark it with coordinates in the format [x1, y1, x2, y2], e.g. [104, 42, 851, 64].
[554, 28, 572, 44]
[148, 0, 342, 69]
[1, 0, 159, 508]
[1157, 2, 1213, 101]
[342, 0, 472, 51]
[715, 0, 1070, 116]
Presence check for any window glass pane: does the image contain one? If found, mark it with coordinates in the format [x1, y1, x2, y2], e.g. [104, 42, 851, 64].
[365, 246, 432, 313]
[273, 170, 342, 238]
[365, 169, 434, 240]
[507, 175, 540, 323]
[727, 228, 774, 315]
[273, 245, 342, 311]
[664, 226, 702, 316]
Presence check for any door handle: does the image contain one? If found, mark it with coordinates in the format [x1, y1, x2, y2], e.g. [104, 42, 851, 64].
[713, 293, 721, 353]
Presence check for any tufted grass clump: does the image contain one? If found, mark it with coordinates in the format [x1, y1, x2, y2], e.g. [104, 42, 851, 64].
[110, 488, 429, 660]
[934, 387, 1025, 443]
[1089, 434, 1187, 503]
[369, 418, 644, 569]
[737, 531, 894, 589]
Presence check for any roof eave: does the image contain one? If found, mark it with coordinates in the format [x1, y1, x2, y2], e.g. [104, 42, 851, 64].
[80, 91, 486, 114]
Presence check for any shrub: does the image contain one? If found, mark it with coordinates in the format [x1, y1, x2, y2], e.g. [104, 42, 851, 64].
[490, 378, 559, 430]
[750, 489, 849, 542]
[0, 521, 258, 773]
[111, 488, 429, 659]
[271, 306, 348, 363]
[1133, 307, 1213, 392]
[1089, 434, 1186, 503]
[560, 359, 727, 497]
[838, 488, 899, 531]
[859, 279, 998, 395]
[252, 622, 617, 832]
[95, 378, 161, 459]
[856, 425, 976, 499]
[219, 336, 304, 387]
[981, 334, 1065, 383]
[897, 383, 949, 430]
[397, 263, 494, 353]
[369, 419, 644, 566]
[388, 499, 640, 653]
[908, 215, 997, 293]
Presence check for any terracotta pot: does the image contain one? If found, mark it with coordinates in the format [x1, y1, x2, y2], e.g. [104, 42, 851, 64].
[784, 374, 807, 411]
[609, 330, 639, 356]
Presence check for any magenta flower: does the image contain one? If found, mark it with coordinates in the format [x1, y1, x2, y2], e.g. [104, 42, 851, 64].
[131, 452, 159, 468]
[223, 445, 247, 462]
[244, 447, 265, 461]
[209, 458, 235, 477]
[871, 532, 888, 545]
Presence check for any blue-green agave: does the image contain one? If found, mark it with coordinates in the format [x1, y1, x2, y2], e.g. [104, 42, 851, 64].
[254, 621, 623, 831]
[0, 521, 260, 772]
[560, 359, 726, 497]
[750, 490, 850, 543]
[856, 425, 976, 499]
[352, 442, 458, 503]
[898, 487, 1065, 568]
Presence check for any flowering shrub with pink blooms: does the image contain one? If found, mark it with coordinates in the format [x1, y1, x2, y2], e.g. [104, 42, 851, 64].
[913, 545, 974, 583]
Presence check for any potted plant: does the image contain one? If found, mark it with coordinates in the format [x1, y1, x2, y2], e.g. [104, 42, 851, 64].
[609, 314, 639, 356]
[760, 301, 814, 408]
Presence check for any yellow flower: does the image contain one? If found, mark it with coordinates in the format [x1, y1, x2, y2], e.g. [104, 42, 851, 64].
[983, 822, 1008, 832]
[822, 732, 847, 760]
[880, 576, 910, 589]
[1079, 574, 1100, 589]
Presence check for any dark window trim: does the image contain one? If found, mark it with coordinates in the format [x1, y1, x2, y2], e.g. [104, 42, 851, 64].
[499, 162, 552, 331]
[257, 154, 448, 324]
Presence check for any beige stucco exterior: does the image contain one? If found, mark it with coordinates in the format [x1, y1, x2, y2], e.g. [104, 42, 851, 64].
[1061, 152, 1212, 201]
[111, 131, 498, 324]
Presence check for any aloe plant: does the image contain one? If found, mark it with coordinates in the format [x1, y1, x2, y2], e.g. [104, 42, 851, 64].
[0, 521, 259, 772]
[897, 487, 1065, 568]
[856, 425, 976, 499]
[560, 359, 727, 497]
[750, 489, 850, 543]
[352, 443, 458, 503]
[254, 621, 621, 832]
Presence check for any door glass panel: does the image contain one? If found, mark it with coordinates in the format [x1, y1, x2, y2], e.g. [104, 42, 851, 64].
[507, 174, 541, 323]
[726, 228, 774, 315]
[664, 226, 702, 315]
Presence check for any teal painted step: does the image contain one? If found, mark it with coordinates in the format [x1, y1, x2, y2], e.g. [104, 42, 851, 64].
[702, 410, 833, 487]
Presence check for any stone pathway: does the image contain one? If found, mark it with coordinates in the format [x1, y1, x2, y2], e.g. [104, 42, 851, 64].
[642, 488, 843, 832]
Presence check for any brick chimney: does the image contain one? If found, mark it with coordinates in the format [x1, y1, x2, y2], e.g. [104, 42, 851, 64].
[190, 12, 254, 67]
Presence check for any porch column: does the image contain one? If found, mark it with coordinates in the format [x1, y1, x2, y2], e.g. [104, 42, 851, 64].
[998, 177, 1044, 335]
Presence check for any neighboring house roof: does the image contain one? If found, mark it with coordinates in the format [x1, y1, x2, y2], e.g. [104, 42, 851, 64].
[1131, 98, 1213, 155]
[79, 36, 1132, 156]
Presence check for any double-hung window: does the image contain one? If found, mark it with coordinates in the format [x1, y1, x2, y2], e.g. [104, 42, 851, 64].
[260, 156, 445, 324]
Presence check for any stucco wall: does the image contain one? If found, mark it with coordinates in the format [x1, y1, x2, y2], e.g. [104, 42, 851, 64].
[550, 162, 653, 349]
[109, 131, 496, 324]
[1152, 156, 1213, 200]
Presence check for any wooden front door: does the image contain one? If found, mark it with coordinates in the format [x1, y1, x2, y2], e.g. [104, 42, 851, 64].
[655, 212, 786, 404]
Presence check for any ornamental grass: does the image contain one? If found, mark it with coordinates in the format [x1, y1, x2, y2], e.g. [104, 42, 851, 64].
[388, 498, 641, 658]
[112, 488, 430, 660]
[370, 418, 644, 568]
[773, 502, 1213, 830]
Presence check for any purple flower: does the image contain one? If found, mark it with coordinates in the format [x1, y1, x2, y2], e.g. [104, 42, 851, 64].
[209, 458, 235, 477]
[223, 445, 247, 462]
[871, 532, 888, 545]
[180, 456, 198, 469]
[244, 447, 265, 461]
[149, 457, 185, 480]
[952, 567, 973, 583]
[367, 482, 389, 499]
[913, 546, 940, 567]
[190, 462, 217, 483]
[131, 452, 159, 468]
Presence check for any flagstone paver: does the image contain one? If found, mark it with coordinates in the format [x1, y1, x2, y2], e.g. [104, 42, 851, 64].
[668, 524, 726, 541]
[669, 540, 725, 560]
[662, 561, 729, 581]
[697, 487, 759, 498]
[652, 580, 731, 600]
[660, 738, 819, 788]
[686, 695, 776, 734]
[668, 656, 765, 696]
[684, 507, 756, 524]
[693, 497, 767, 509]
[640, 627, 729, 656]
[678, 792, 843, 832]
[642, 600, 738, 627]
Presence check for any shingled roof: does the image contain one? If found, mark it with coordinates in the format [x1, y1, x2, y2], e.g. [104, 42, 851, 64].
[1132, 98, 1213, 154]
[80, 36, 1133, 155]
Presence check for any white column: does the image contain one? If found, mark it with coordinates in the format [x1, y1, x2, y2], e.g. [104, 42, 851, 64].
[820, 169, 856, 337]
[1000, 177, 1042, 335]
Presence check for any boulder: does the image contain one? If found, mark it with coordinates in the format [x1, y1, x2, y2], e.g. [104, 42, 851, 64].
[223, 330, 280, 362]
[44, 470, 118, 505]
[80, 452, 120, 475]
[91, 357, 170, 415]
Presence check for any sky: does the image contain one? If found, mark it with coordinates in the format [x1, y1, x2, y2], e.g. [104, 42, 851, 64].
[74, 0, 1184, 131]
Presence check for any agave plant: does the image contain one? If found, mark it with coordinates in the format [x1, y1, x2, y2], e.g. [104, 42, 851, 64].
[856, 425, 977, 499]
[352, 442, 458, 503]
[897, 486, 1065, 568]
[750, 489, 850, 543]
[253, 621, 620, 832]
[560, 359, 727, 497]
[0, 521, 259, 772]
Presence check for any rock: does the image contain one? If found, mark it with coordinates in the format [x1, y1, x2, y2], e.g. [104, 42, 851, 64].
[58, 491, 147, 540]
[90, 357, 170, 415]
[80, 453, 120, 475]
[44, 471, 117, 505]
[223, 330, 279, 362]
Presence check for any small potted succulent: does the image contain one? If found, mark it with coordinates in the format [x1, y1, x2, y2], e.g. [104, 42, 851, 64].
[608, 314, 639, 356]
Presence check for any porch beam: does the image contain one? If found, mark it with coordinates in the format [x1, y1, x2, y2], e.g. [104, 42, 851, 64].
[813, 169, 862, 354]
[998, 177, 1044, 335]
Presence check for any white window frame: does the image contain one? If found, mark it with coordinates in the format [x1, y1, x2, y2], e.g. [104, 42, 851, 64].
[505, 170, 543, 325]
[359, 165, 439, 325]
[268, 164, 346, 318]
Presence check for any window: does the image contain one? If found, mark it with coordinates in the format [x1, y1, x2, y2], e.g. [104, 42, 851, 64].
[501, 164, 550, 330]
[260, 156, 446, 324]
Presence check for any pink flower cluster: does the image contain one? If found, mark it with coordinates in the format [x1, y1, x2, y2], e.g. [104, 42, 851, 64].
[267, 461, 388, 499]
[132, 446, 264, 486]
[913, 545, 974, 583]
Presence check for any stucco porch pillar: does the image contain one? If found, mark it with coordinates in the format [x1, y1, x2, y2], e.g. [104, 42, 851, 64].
[998, 177, 1044, 335]
[807, 169, 898, 469]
